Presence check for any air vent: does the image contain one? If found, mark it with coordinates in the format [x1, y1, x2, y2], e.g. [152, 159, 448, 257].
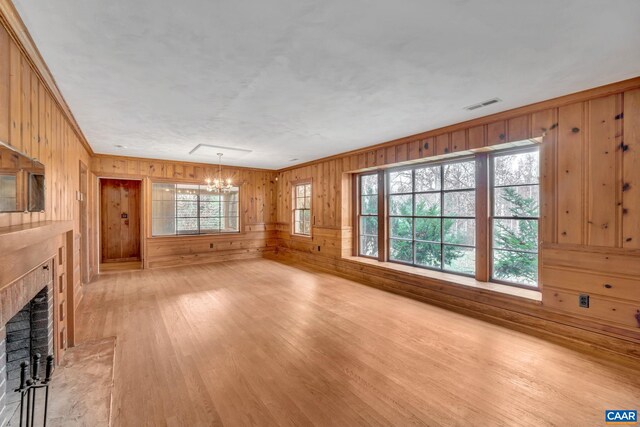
[464, 98, 502, 111]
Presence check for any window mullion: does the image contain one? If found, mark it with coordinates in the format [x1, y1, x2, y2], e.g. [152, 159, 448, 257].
[476, 153, 489, 282]
[377, 170, 386, 262]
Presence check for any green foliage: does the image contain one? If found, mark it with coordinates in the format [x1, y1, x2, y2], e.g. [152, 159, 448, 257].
[493, 187, 538, 285]
[390, 197, 464, 268]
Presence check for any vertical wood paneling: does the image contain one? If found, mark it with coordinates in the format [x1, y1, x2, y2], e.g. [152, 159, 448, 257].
[487, 121, 506, 146]
[622, 89, 640, 248]
[0, 25, 9, 143]
[532, 108, 557, 245]
[507, 115, 529, 142]
[587, 94, 623, 247]
[450, 130, 466, 153]
[557, 103, 584, 244]
[467, 125, 486, 150]
[435, 134, 450, 156]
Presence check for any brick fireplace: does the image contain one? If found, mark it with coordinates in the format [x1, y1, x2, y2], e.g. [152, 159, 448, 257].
[0, 260, 54, 427]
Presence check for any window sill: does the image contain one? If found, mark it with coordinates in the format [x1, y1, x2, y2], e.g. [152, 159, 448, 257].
[342, 256, 542, 303]
[290, 233, 312, 240]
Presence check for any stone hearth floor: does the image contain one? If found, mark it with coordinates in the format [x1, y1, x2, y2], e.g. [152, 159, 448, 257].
[7, 337, 115, 427]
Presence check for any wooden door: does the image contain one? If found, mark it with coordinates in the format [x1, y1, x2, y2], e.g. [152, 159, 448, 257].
[100, 179, 141, 262]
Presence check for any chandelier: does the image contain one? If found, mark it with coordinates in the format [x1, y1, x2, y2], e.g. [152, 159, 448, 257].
[205, 153, 233, 193]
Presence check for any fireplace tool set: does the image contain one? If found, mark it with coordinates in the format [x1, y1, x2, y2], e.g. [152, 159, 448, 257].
[14, 353, 54, 427]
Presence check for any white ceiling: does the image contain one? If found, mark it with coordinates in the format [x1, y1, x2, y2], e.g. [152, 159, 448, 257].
[14, 0, 640, 169]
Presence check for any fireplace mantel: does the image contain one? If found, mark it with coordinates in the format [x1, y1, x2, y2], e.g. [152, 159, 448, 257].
[0, 221, 73, 255]
[0, 221, 73, 290]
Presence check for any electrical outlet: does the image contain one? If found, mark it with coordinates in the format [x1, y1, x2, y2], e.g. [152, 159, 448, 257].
[209, 243, 214, 249]
[578, 294, 590, 308]
[317, 245, 321, 252]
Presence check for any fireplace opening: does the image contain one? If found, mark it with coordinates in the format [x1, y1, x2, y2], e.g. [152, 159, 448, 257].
[1, 284, 53, 424]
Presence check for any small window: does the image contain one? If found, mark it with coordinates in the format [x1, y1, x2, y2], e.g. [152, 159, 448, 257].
[152, 182, 239, 236]
[293, 182, 312, 236]
[358, 173, 379, 258]
[490, 148, 539, 287]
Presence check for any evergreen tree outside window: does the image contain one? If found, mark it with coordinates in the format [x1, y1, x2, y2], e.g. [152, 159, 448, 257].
[490, 148, 540, 286]
[387, 159, 476, 275]
[358, 173, 379, 257]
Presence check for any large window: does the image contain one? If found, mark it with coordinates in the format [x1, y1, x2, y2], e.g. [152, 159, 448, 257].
[355, 146, 540, 288]
[292, 182, 312, 236]
[152, 182, 239, 236]
[358, 174, 379, 257]
[491, 149, 539, 286]
[388, 159, 476, 275]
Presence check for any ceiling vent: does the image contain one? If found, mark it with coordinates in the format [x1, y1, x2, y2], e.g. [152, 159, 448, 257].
[464, 98, 502, 111]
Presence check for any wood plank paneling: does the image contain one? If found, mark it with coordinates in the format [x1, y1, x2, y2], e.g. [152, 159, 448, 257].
[623, 89, 640, 248]
[587, 94, 623, 247]
[557, 102, 585, 244]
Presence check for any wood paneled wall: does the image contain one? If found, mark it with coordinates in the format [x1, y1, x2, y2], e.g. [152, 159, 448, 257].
[0, 20, 91, 310]
[274, 79, 640, 345]
[91, 155, 277, 268]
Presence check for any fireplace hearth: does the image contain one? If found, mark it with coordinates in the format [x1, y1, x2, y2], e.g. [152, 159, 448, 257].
[0, 262, 54, 427]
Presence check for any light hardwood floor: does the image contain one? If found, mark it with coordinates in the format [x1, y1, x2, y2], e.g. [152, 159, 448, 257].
[77, 258, 640, 426]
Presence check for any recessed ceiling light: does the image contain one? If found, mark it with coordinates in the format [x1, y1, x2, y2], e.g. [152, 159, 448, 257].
[114, 144, 127, 149]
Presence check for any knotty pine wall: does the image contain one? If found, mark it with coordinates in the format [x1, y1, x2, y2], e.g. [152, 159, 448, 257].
[274, 79, 640, 345]
[91, 155, 277, 269]
[0, 22, 92, 311]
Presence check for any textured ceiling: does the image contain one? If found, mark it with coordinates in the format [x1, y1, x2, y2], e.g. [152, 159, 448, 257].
[13, 0, 640, 169]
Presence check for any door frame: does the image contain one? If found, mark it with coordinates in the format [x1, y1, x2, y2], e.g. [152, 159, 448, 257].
[98, 177, 144, 271]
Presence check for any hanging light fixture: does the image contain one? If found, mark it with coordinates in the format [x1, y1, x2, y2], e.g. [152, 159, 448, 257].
[205, 153, 233, 193]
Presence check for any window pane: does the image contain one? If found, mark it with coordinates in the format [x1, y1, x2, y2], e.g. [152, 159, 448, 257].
[443, 191, 475, 217]
[360, 236, 378, 257]
[177, 218, 198, 234]
[389, 239, 412, 263]
[389, 194, 412, 216]
[199, 201, 220, 217]
[177, 201, 198, 217]
[360, 175, 378, 195]
[294, 221, 303, 234]
[494, 151, 539, 186]
[390, 217, 412, 239]
[415, 193, 440, 216]
[493, 219, 538, 251]
[415, 166, 441, 192]
[221, 216, 239, 232]
[415, 241, 441, 268]
[493, 249, 538, 286]
[415, 218, 441, 242]
[361, 195, 378, 215]
[444, 219, 475, 246]
[296, 185, 305, 198]
[303, 210, 311, 223]
[360, 216, 378, 236]
[444, 161, 475, 190]
[152, 200, 175, 218]
[494, 186, 539, 217]
[303, 196, 311, 209]
[152, 218, 175, 236]
[389, 170, 412, 194]
[200, 217, 221, 231]
[443, 246, 475, 275]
